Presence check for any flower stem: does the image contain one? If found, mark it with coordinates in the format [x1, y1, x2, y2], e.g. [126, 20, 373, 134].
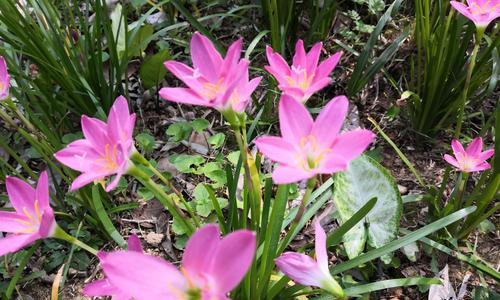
[53, 225, 98, 256]
[2, 98, 36, 133]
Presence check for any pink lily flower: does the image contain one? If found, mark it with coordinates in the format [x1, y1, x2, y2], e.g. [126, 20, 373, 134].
[0, 56, 10, 100]
[275, 221, 344, 298]
[83, 224, 256, 300]
[450, 0, 500, 28]
[0, 171, 56, 256]
[254, 95, 375, 184]
[160, 32, 262, 113]
[54, 96, 136, 191]
[444, 137, 494, 172]
[265, 40, 342, 103]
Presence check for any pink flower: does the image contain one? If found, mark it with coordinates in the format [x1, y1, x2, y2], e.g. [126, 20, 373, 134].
[83, 224, 256, 300]
[254, 95, 375, 184]
[275, 221, 344, 298]
[450, 0, 500, 28]
[0, 171, 56, 256]
[160, 32, 262, 113]
[444, 137, 494, 172]
[265, 40, 342, 103]
[0, 56, 10, 100]
[54, 96, 136, 191]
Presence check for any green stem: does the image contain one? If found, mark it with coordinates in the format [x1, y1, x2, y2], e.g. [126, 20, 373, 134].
[2, 99, 36, 133]
[127, 164, 195, 235]
[0, 105, 18, 129]
[130, 152, 201, 228]
[53, 225, 98, 255]
[453, 172, 469, 212]
[453, 29, 483, 138]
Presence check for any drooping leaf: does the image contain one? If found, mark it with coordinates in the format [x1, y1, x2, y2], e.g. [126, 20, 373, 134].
[140, 48, 171, 89]
[333, 155, 402, 263]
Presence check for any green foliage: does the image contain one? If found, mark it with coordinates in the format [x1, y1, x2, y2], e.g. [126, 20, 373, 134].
[140, 48, 171, 89]
[136, 132, 156, 154]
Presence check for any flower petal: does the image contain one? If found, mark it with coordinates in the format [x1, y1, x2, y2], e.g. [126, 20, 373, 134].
[5, 176, 35, 214]
[478, 149, 494, 162]
[451, 139, 466, 159]
[279, 95, 313, 145]
[272, 165, 314, 184]
[306, 42, 322, 75]
[444, 154, 460, 169]
[182, 224, 220, 273]
[0, 211, 28, 233]
[108, 96, 135, 145]
[468, 162, 491, 172]
[311, 96, 348, 147]
[209, 230, 256, 294]
[70, 172, 107, 191]
[450, 1, 476, 24]
[275, 252, 325, 287]
[314, 221, 329, 275]
[314, 51, 342, 79]
[38, 208, 55, 238]
[159, 87, 209, 107]
[35, 171, 50, 210]
[465, 137, 483, 157]
[265, 46, 290, 83]
[317, 153, 348, 174]
[127, 234, 143, 252]
[190, 32, 223, 81]
[0, 233, 38, 257]
[254, 136, 297, 165]
[221, 38, 242, 77]
[331, 129, 375, 161]
[292, 40, 307, 69]
[84, 278, 129, 300]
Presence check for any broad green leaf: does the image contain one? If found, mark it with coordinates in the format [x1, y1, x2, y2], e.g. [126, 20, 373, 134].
[191, 119, 210, 133]
[208, 133, 225, 149]
[333, 155, 402, 263]
[166, 121, 192, 142]
[110, 4, 126, 55]
[135, 133, 155, 154]
[140, 48, 171, 89]
[169, 154, 205, 173]
[193, 184, 228, 217]
[129, 24, 154, 57]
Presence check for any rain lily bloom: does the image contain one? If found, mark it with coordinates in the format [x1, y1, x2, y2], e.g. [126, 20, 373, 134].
[0, 171, 56, 256]
[54, 96, 136, 191]
[0, 56, 10, 100]
[160, 32, 262, 113]
[83, 224, 256, 300]
[275, 221, 345, 298]
[450, 0, 500, 29]
[265, 40, 342, 103]
[254, 95, 375, 184]
[444, 137, 494, 172]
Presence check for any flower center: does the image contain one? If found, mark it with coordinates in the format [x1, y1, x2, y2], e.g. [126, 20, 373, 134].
[295, 135, 331, 170]
[470, 1, 496, 14]
[0, 81, 4, 91]
[15, 199, 42, 234]
[202, 78, 225, 100]
[97, 143, 119, 172]
[286, 67, 313, 91]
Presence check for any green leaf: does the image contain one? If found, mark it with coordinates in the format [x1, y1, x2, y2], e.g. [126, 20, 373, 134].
[140, 48, 171, 89]
[129, 24, 154, 57]
[166, 121, 192, 142]
[135, 132, 156, 154]
[342, 277, 441, 297]
[197, 162, 227, 188]
[169, 154, 205, 173]
[92, 186, 126, 248]
[110, 3, 126, 55]
[191, 118, 210, 133]
[207, 133, 225, 149]
[333, 155, 402, 263]
[193, 184, 228, 217]
[401, 242, 419, 262]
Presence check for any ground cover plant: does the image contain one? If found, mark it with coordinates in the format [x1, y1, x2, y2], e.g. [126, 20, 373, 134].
[0, 0, 498, 299]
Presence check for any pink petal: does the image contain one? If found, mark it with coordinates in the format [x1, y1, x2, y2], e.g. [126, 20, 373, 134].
[54, 142, 103, 172]
[478, 149, 494, 162]
[272, 165, 314, 184]
[5, 176, 35, 214]
[317, 153, 348, 174]
[0, 211, 29, 233]
[0, 233, 38, 257]
[221, 38, 243, 77]
[163, 61, 207, 95]
[81, 116, 110, 151]
[292, 40, 307, 69]
[35, 171, 50, 210]
[331, 129, 375, 161]
[275, 252, 325, 287]
[102, 251, 186, 300]
[108, 96, 135, 145]
[38, 208, 55, 238]
[190, 32, 223, 81]
[127, 234, 143, 252]
[265, 46, 291, 83]
[254, 136, 297, 165]
[465, 137, 483, 157]
[104, 173, 123, 192]
[306, 77, 332, 96]
[306, 42, 323, 75]
[314, 221, 329, 275]
[451, 139, 466, 159]
[311, 96, 348, 147]
[450, 1, 477, 23]
[182, 224, 220, 273]
[84, 279, 129, 300]
[231, 76, 262, 113]
[209, 230, 256, 294]
[468, 162, 491, 172]
[280, 86, 307, 103]
[159, 87, 209, 107]
[444, 154, 460, 169]
[279, 95, 313, 145]
[314, 51, 342, 79]
[70, 172, 107, 191]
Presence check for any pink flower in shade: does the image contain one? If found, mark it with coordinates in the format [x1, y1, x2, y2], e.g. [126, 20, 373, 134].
[450, 0, 500, 28]
[0, 56, 10, 100]
[265, 40, 342, 103]
[83, 224, 256, 300]
[54, 96, 136, 192]
[254, 95, 375, 184]
[275, 221, 344, 298]
[160, 32, 262, 113]
[444, 137, 494, 173]
[0, 171, 56, 257]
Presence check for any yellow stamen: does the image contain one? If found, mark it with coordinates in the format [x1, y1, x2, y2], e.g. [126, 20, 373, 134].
[201, 78, 225, 99]
[96, 144, 119, 172]
[34, 200, 42, 221]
